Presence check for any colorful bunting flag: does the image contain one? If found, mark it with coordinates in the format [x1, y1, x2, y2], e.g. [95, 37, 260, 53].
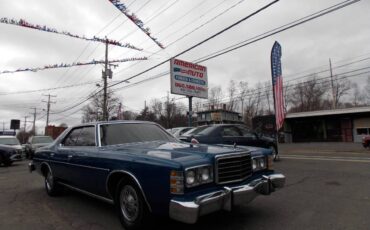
[108, 0, 164, 49]
[0, 57, 148, 75]
[0, 17, 142, 50]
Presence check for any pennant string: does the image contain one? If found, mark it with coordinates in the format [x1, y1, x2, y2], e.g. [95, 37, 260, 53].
[108, 0, 165, 49]
[0, 57, 148, 75]
[0, 17, 143, 51]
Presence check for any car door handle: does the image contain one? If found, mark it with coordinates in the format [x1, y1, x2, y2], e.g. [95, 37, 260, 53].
[50, 153, 55, 157]
[68, 155, 73, 159]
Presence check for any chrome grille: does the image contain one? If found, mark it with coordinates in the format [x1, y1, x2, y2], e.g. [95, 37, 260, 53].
[215, 153, 252, 184]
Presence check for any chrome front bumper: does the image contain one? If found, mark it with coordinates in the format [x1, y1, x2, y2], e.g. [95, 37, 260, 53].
[169, 173, 285, 224]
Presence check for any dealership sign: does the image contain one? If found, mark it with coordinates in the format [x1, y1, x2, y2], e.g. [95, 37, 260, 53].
[170, 58, 208, 99]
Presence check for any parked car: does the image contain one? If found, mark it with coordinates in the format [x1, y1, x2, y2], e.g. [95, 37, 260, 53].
[178, 125, 208, 140]
[363, 135, 370, 149]
[166, 127, 193, 138]
[25, 135, 54, 159]
[179, 124, 278, 160]
[0, 144, 21, 166]
[0, 136, 24, 158]
[29, 121, 285, 229]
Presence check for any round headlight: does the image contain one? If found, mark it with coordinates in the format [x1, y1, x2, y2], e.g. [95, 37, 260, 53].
[186, 170, 196, 185]
[201, 167, 210, 181]
[252, 159, 257, 170]
[259, 159, 265, 168]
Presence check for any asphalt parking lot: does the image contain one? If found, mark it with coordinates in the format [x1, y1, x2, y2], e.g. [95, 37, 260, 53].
[1, 143, 369, 230]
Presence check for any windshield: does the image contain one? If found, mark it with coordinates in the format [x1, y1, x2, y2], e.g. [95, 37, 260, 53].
[32, 136, 53, 144]
[196, 126, 216, 135]
[182, 126, 209, 136]
[100, 123, 176, 146]
[0, 137, 20, 145]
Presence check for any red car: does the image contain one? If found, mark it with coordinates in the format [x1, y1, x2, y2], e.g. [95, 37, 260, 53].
[363, 135, 370, 149]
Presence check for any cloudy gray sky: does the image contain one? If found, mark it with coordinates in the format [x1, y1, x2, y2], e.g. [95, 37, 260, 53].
[0, 0, 369, 132]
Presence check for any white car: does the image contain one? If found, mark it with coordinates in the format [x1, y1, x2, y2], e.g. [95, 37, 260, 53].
[167, 127, 193, 138]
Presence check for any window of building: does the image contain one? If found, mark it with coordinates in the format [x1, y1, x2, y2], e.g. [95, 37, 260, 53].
[356, 128, 369, 135]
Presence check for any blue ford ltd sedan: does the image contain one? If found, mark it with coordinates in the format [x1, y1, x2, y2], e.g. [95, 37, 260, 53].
[29, 121, 285, 229]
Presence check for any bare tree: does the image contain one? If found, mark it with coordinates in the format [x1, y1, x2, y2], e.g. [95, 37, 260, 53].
[351, 82, 365, 107]
[289, 76, 327, 112]
[364, 76, 370, 105]
[254, 82, 263, 116]
[264, 81, 272, 114]
[82, 89, 120, 123]
[227, 80, 237, 111]
[208, 86, 223, 108]
[333, 76, 351, 108]
[238, 81, 249, 120]
[150, 98, 163, 119]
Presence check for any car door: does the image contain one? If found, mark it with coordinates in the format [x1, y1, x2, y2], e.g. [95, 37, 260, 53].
[69, 126, 110, 194]
[52, 127, 83, 185]
[221, 126, 243, 145]
[61, 125, 109, 194]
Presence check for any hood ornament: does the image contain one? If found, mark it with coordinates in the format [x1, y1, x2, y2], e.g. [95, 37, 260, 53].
[233, 142, 237, 149]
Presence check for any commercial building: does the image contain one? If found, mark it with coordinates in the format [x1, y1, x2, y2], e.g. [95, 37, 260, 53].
[196, 107, 242, 126]
[284, 106, 370, 143]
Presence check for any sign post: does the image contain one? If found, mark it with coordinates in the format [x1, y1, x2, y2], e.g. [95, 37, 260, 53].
[188, 96, 193, 127]
[170, 58, 208, 127]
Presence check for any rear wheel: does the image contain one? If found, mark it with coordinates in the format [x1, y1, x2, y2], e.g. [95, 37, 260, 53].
[269, 145, 278, 161]
[115, 179, 150, 230]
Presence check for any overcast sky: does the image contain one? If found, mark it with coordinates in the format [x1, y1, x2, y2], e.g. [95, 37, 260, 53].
[0, 0, 369, 132]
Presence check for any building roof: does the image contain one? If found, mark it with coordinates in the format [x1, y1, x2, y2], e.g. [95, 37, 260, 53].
[286, 106, 370, 119]
[197, 109, 240, 115]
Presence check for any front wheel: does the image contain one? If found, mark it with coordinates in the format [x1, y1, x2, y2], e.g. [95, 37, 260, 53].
[115, 180, 150, 230]
[44, 169, 62, 196]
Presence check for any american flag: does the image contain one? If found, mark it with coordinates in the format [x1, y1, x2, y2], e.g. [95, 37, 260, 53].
[271, 41, 285, 131]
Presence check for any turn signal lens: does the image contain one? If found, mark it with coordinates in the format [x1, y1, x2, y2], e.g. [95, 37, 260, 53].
[267, 155, 274, 170]
[170, 170, 184, 194]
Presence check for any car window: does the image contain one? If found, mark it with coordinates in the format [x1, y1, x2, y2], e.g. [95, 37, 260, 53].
[179, 128, 192, 135]
[222, 126, 242, 137]
[100, 123, 175, 146]
[63, 126, 95, 147]
[32, 136, 53, 144]
[0, 137, 20, 145]
[239, 127, 257, 138]
[63, 128, 83, 146]
[77, 126, 96, 146]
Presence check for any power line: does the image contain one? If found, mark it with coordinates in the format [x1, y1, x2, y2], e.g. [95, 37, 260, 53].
[109, 0, 279, 89]
[45, 0, 360, 117]
[194, 0, 361, 63]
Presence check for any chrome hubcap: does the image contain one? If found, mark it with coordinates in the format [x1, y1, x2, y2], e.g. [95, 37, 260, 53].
[46, 172, 53, 190]
[120, 185, 139, 222]
[270, 146, 277, 159]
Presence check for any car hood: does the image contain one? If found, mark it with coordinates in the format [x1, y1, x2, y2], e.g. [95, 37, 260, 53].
[102, 141, 247, 165]
[0, 144, 22, 150]
[33, 143, 52, 148]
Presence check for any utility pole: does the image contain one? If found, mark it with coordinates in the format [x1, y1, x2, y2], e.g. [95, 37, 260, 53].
[29, 107, 39, 134]
[329, 58, 336, 109]
[102, 39, 109, 121]
[166, 91, 170, 128]
[23, 116, 28, 132]
[42, 94, 57, 127]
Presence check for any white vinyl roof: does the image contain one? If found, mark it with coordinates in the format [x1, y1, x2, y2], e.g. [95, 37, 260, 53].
[286, 106, 370, 119]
